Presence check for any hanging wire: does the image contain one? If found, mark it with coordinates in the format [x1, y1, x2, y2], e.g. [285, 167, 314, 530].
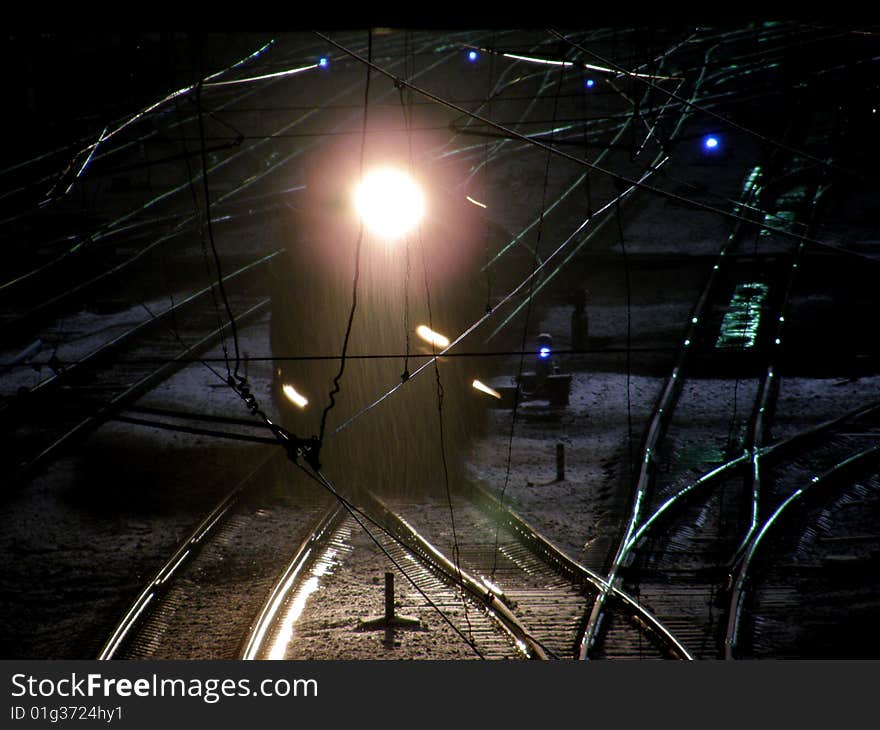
[195, 38, 242, 383]
[491, 54, 566, 581]
[317, 29, 372, 445]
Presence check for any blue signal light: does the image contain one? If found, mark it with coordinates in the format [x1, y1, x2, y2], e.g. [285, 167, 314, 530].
[467, 50, 478, 62]
[539, 346, 551, 359]
[585, 78, 595, 88]
[318, 57, 329, 68]
[704, 135, 719, 150]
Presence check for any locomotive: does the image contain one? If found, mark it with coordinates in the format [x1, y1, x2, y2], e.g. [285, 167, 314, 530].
[269, 112, 526, 497]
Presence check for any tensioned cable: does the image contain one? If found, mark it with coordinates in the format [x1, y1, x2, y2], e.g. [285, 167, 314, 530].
[547, 28, 858, 178]
[172, 92, 215, 361]
[480, 32, 498, 313]
[472, 33, 693, 276]
[10, 35, 472, 439]
[420, 230, 476, 643]
[577, 40, 730, 659]
[146, 338, 490, 659]
[150, 304, 498, 660]
[314, 31, 877, 263]
[2, 35, 440, 311]
[399, 31, 415, 383]
[441, 52, 837, 247]
[38, 39, 277, 207]
[1, 345, 717, 370]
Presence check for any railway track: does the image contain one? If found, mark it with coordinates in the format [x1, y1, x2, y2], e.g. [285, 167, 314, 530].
[241, 483, 545, 661]
[725, 405, 880, 657]
[99, 452, 334, 659]
[611, 169, 827, 657]
[1, 252, 276, 490]
[618, 401, 880, 658]
[236, 474, 690, 660]
[578, 59, 880, 658]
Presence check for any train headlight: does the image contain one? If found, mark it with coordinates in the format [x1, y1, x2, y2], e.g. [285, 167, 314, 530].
[354, 167, 425, 239]
[282, 384, 309, 409]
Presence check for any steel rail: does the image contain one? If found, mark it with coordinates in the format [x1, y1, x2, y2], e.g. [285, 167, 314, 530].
[359, 489, 549, 659]
[724, 443, 880, 658]
[98, 452, 283, 659]
[240, 502, 346, 660]
[6, 298, 270, 490]
[579, 40, 734, 659]
[729, 171, 829, 569]
[625, 400, 880, 554]
[466, 481, 693, 660]
[584, 104, 837, 657]
[1, 250, 280, 419]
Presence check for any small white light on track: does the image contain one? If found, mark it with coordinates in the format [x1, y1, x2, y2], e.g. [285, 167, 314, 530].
[282, 384, 309, 409]
[472, 379, 501, 399]
[416, 325, 450, 349]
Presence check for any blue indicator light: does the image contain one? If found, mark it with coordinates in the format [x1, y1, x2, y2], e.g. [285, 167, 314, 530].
[467, 50, 478, 62]
[704, 135, 719, 150]
[539, 347, 551, 359]
[318, 57, 329, 68]
[585, 78, 595, 88]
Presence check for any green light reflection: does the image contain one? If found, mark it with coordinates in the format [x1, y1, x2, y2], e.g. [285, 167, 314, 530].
[716, 282, 769, 349]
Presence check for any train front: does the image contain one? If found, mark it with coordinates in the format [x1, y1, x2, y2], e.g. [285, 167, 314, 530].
[270, 109, 510, 497]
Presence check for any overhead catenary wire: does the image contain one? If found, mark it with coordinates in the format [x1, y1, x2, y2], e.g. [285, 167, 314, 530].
[547, 28, 859, 179]
[399, 32, 416, 383]
[616, 194, 635, 478]
[35, 39, 277, 208]
[313, 30, 879, 265]
[0, 344, 728, 371]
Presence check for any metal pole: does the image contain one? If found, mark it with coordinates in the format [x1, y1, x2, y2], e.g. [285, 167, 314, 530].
[384, 572, 394, 621]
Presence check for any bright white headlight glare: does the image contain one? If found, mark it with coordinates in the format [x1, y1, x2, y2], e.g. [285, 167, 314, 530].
[354, 167, 425, 239]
